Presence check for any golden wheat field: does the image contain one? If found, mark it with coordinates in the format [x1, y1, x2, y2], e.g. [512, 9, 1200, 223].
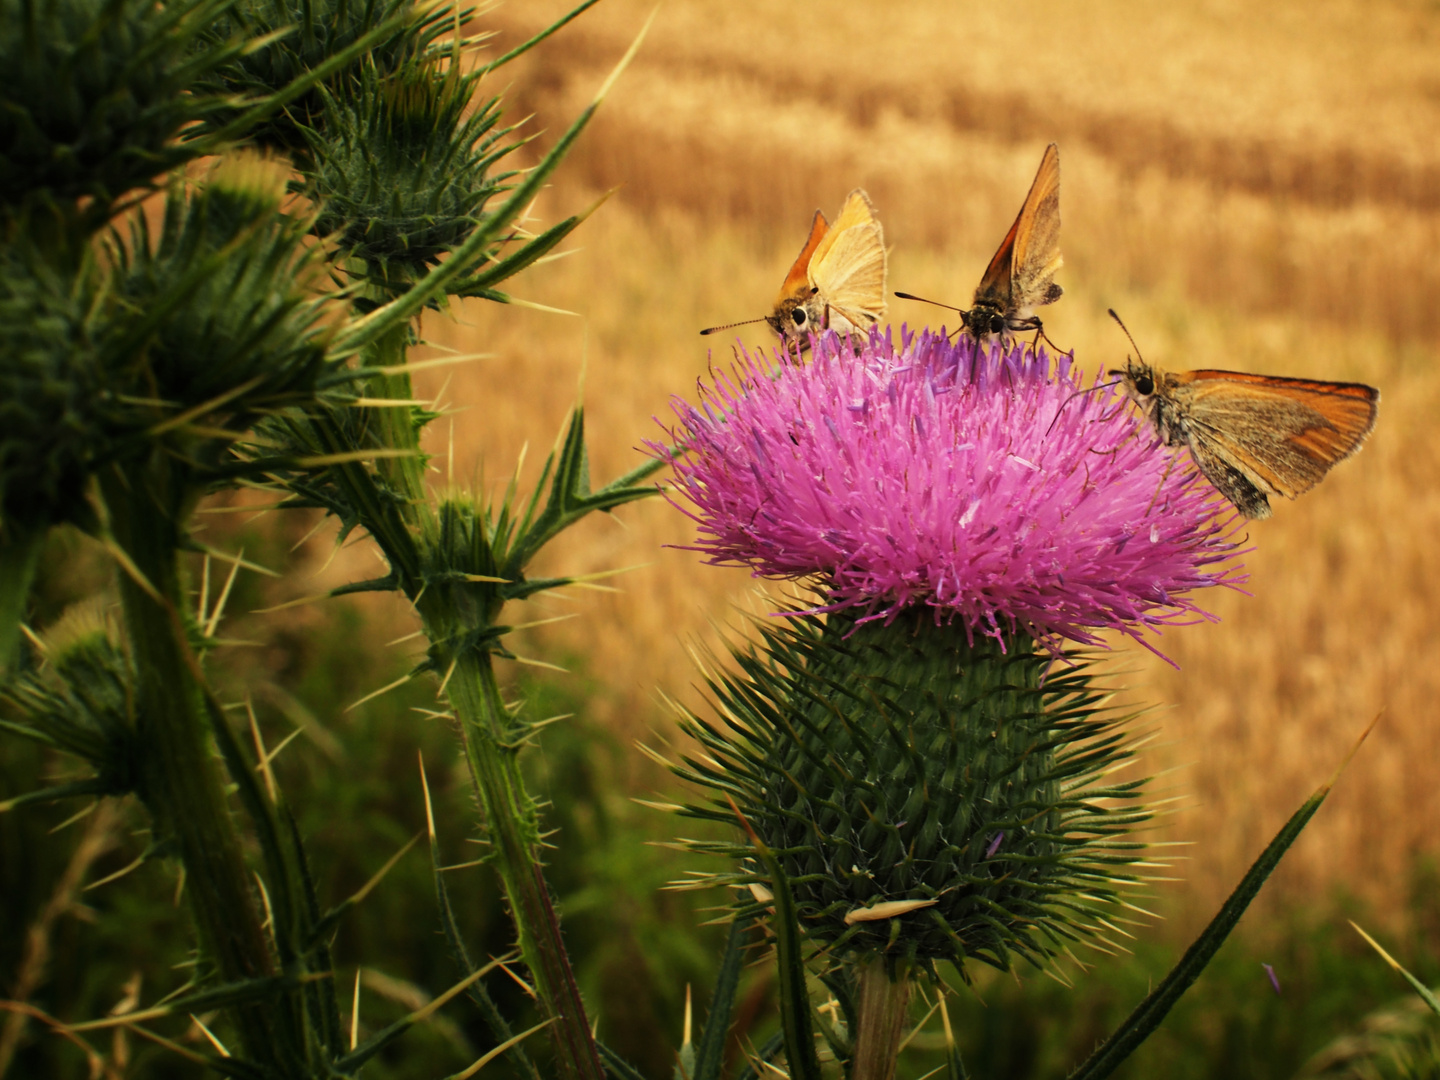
[323, 0, 1440, 933]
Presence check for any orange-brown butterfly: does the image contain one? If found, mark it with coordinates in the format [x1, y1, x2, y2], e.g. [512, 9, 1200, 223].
[897, 143, 1062, 340]
[701, 189, 887, 348]
[1109, 311, 1379, 519]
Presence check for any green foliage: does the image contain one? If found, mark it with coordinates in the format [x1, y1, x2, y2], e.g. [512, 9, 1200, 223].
[1298, 995, 1440, 1079]
[0, 0, 667, 1072]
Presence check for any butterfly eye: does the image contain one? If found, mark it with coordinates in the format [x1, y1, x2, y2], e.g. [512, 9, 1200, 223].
[1135, 375, 1154, 396]
[792, 308, 807, 327]
[989, 314, 1005, 335]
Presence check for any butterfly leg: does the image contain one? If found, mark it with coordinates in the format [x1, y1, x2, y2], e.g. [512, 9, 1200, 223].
[1037, 325, 1064, 356]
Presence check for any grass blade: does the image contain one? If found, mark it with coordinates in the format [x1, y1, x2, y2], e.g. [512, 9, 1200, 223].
[727, 796, 822, 1080]
[1351, 922, 1440, 1019]
[692, 914, 754, 1080]
[1067, 714, 1379, 1080]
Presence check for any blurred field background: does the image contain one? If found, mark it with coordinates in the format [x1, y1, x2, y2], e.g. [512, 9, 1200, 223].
[8, 1, 1440, 1077]
[449, 0, 1440, 924]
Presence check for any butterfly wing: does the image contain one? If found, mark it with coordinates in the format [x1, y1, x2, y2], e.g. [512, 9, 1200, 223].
[1175, 371, 1379, 501]
[773, 208, 829, 311]
[1006, 143, 1063, 315]
[808, 189, 878, 275]
[807, 189, 887, 333]
[973, 143, 1062, 319]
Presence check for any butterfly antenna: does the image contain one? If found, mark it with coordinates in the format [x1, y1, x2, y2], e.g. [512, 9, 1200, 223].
[894, 291, 964, 312]
[700, 317, 767, 336]
[1106, 308, 1146, 365]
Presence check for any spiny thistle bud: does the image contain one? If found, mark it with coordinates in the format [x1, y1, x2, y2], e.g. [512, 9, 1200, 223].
[0, 602, 140, 805]
[201, 0, 453, 153]
[103, 158, 329, 432]
[656, 330, 1249, 977]
[307, 56, 516, 292]
[204, 148, 292, 212]
[0, 0, 242, 224]
[2, 157, 328, 534]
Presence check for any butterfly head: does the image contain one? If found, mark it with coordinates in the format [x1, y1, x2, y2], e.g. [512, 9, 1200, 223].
[961, 303, 1009, 340]
[1110, 357, 1158, 401]
[768, 288, 823, 346]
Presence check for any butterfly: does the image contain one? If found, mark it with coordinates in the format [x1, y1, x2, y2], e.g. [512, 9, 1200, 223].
[896, 143, 1062, 341]
[702, 189, 887, 348]
[1109, 312, 1379, 519]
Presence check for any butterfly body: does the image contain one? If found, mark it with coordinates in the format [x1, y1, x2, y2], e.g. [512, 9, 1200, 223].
[1115, 358, 1380, 519]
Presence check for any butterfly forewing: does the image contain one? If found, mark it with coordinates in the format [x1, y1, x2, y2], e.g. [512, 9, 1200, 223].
[1178, 372, 1378, 496]
[775, 209, 829, 310]
[809, 190, 878, 270]
[1006, 142, 1063, 315]
[972, 143, 1063, 324]
[807, 190, 887, 331]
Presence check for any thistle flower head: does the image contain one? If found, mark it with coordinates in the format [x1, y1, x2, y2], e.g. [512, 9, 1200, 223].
[660, 328, 1245, 651]
[659, 328, 1251, 978]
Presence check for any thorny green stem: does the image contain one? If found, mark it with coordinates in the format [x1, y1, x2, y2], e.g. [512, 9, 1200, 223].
[851, 959, 912, 1080]
[98, 461, 282, 1069]
[445, 650, 604, 1080]
[354, 325, 602, 1080]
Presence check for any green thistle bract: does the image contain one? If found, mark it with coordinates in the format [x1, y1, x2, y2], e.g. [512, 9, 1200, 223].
[307, 56, 517, 292]
[0, 241, 107, 531]
[0, 0, 242, 223]
[673, 608, 1150, 976]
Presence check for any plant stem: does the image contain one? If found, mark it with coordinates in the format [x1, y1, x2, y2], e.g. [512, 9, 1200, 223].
[851, 959, 912, 1080]
[99, 463, 281, 1067]
[445, 648, 604, 1080]
[344, 324, 603, 1080]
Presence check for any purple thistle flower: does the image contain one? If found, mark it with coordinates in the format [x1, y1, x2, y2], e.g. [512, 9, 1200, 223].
[655, 327, 1246, 652]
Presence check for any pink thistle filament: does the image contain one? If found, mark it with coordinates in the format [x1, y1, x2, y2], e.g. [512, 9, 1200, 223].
[656, 328, 1247, 652]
